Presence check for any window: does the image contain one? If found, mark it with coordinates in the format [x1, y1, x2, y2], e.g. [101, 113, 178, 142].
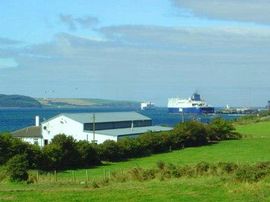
[34, 138, 38, 145]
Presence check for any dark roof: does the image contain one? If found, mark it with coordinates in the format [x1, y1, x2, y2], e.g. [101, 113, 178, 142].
[12, 126, 42, 138]
[43, 111, 151, 124]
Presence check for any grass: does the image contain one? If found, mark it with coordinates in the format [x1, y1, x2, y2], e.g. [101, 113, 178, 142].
[1, 177, 270, 202]
[53, 121, 270, 181]
[1, 120, 270, 201]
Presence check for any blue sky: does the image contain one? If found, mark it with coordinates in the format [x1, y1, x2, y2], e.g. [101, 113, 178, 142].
[1, 0, 270, 106]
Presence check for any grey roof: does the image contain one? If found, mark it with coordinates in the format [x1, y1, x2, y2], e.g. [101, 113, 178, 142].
[12, 126, 42, 138]
[55, 111, 151, 124]
[96, 126, 172, 137]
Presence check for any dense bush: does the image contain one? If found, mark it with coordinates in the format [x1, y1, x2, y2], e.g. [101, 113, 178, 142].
[76, 141, 100, 167]
[42, 135, 100, 170]
[0, 119, 241, 171]
[0, 133, 42, 167]
[117, 138, 145, 158]
[172, 121, 209, 147]
[42, 135, 80, 170]
[137, 132, 171, 154]
[99, 140, 124, 161]
[234, 164, 270, 182]
[6, 154, 29, 182]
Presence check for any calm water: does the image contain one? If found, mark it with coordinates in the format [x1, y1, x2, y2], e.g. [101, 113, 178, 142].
[0, 107, 241, 132]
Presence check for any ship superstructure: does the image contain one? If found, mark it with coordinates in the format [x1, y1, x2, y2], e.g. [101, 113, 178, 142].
[168, 93, 214, 114]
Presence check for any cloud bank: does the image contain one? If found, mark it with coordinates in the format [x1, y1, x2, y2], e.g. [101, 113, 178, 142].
[172, 0, 270, 24]
[1, 24, 270, 105]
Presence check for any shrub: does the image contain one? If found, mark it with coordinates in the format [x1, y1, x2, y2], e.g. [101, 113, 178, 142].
[42, 144, 64, 170]
[0, 167, 7, 182]
[137, 132, 169, 154]
[172, 121, 209, 147]
[91, 180, 100, 188]
[76, 141, 100, 167]
[117, 138, 145, 158]
[42, 135, 80, 170]
[129, 167, 144, 181]
[217, 162, 238, 174]
[234, 165, 269, 182]
[0, 133, 43, 169]
[98, 140, 124, 162]
[0, 133, 14, 164]
[6, 154, 29, 182]
[142, 169, 156, 181]
[209, 118, 241, 141]
[156, 160, 166, 170]
[195, 161, 210, 175]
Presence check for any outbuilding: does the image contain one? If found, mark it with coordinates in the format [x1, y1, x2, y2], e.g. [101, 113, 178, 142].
[13, 112, 172, 147]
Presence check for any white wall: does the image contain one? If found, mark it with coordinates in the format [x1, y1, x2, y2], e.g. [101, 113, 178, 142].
[42, 115, 87, 145]
[20, 137, 43, 147]
[85, 132, 117, 144]
[41, 115, 117, 145]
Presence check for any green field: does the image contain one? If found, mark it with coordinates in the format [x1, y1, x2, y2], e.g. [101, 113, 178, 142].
[1, 121, 270, 201]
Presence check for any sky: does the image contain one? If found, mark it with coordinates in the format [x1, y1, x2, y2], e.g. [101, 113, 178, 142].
[0, 0, 270, 107]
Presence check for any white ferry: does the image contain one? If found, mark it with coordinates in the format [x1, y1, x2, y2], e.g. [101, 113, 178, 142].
[168, 93, 214, 114]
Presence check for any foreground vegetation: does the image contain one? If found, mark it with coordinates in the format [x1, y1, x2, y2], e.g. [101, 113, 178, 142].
[0, 118, 239, 175]
[1, 119, 270, 201]
[1, 161, 270, 201]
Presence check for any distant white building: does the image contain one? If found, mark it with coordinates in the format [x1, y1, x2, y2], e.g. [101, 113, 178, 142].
[12, 112, 172, 147]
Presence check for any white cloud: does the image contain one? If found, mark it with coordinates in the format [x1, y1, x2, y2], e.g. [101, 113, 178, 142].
[172, 0, 270, 24]
[1, 25, 270, 106]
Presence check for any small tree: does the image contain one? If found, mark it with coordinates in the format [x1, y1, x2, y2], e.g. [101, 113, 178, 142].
[42, 134, 81, 170]
[6, 154, 29, 182]
[209, 118, 241, 141]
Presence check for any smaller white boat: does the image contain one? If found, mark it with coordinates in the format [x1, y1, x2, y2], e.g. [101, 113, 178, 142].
[141, 102, 155, 110]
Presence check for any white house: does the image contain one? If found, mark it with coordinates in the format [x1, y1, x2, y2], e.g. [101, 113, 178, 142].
[12, 112, 172, 147]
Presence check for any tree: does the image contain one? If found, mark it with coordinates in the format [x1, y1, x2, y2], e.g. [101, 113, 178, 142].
[0, 133, 42, 168]
[0, 133, 17, 164]
[42, 134, 80, 170]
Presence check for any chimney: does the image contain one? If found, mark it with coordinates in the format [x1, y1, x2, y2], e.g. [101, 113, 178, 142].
[131, 121, 134, 131]
[35, 116, 40, 126]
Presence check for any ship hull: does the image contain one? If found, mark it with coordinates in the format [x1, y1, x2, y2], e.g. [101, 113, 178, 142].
[168, 107, 215, 114]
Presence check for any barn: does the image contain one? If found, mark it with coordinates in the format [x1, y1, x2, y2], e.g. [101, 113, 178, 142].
[13, 112, 172, 147]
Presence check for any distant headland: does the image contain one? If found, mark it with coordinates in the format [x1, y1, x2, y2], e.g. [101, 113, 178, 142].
[0, 94, 41, 108]
[0, 94, 139, 108]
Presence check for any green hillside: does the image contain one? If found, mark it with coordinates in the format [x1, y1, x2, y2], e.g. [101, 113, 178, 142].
[37, 98, 139, 108]
[1, 121, 270, 201]
[0, 94, 41, 108]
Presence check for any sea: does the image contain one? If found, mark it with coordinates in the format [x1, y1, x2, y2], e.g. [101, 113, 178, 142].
[0, 107, 242, 132]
